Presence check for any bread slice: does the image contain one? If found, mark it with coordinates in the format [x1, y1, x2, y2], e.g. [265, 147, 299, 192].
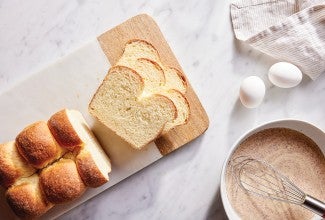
[120, 58, 189, 132]
[0, 141, 36, 188]
[16, 121, 65, 169]
[164, 67, 187, 94]
[48, 109, 111, 187]
[118, 39, 160, 64]
[6, 174, 53, 219]
[39, 158, 86, 204]
[117, 40, 189, 131]
[120, 58, 166, 96]
[89, 66, 177, 149]
[118, 39, 187, 94]
[160, 89, 190, 132]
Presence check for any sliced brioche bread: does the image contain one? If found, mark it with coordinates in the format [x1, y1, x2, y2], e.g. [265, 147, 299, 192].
[48, 109, 111, 186]
[160, 89, 190, 132]
[117, 40, 189, 131]
[39, 158, 86, 204]
[0, 141, 36, 188]
[89, 66, 177, 149]
[118, 39, 160, 64]
[117, 59, 189, 132]
[117, 58, 166, 96]
[16, 121, 65, 169]
[164, 67, 187, 94]
[6, 174, 53, 219]
[118, 39, 187, 94]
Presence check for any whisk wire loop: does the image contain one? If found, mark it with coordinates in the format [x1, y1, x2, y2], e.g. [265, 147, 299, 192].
[231, 156, 305, 205]
[230, 156, 325, 217]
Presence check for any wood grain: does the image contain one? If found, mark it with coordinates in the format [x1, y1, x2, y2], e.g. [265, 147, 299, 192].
[97, 14, 209, 155]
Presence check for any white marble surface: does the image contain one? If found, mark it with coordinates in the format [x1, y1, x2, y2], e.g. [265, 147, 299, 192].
[0, 0, 324, 219]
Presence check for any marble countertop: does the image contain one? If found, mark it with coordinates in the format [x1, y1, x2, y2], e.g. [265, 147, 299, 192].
[1, 0, 324, 219]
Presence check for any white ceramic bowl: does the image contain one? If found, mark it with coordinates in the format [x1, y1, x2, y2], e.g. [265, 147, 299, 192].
[220, 119, 325, 220]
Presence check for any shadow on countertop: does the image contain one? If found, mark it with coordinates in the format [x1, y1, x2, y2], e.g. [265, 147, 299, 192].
[205, 188, 228, 220]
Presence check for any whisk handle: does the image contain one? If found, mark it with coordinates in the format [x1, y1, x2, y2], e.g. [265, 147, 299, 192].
[302, 195, 325, 217]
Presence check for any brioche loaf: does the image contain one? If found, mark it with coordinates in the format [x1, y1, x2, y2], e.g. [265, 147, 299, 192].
[6, 174, 53, 219]
[39, 158, 86, 204]
[89, 66, 177, 149]
[16, 121, 65, 169]
[1, 109, 111, 218]
[116, 39, 189, 132]
[48, 109, 111, 187]
[0, 141, 35, 188]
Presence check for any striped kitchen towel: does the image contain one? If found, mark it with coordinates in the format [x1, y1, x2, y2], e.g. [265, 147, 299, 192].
[230, 0, 325, 79]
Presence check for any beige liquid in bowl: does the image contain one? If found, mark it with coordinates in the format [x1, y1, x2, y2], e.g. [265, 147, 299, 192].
[226, 128, 325, 220]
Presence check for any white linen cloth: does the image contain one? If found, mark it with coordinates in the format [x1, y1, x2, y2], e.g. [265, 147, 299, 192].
[230, 0, 325, 79]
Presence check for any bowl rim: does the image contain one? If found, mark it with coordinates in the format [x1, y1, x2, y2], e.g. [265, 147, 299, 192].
[220, 119, 325, 220]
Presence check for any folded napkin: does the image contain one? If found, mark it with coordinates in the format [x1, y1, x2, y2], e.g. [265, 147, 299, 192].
[230, 0, 325, 79]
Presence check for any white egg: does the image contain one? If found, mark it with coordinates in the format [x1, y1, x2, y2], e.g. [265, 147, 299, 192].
[268, 62, 302, 88]
[239, 76, 265, 108]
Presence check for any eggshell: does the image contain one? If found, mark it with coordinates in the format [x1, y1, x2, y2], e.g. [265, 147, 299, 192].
[239, 76, 265, 108]
[268, 62, 302, 88]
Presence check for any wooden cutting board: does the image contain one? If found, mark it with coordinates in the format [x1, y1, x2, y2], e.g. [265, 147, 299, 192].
[98, 14, 209, 155]
[0, 14, 208, 219]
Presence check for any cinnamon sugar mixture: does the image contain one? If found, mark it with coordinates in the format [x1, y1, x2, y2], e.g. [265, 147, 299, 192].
[226, 128, 325, 220]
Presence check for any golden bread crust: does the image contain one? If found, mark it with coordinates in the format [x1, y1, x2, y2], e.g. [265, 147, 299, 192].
[39, 158, 86, 204]
[0, 142, 35, 188]
[48, 109, 83, 152]
[16, 121, 64, 169]
[76, 150, 108, 187]
[6, 175, 53, 219]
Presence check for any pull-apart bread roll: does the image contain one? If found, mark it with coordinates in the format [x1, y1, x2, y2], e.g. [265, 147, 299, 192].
[116, 40, 190, 133]
[48, 109, 86, 152]
[16, 121, 64, 169]
[1, 109, 111, 218]
[0, 141, 35, 188]
[89, 66, 177, 149]
[48, 109, 111, 187]
[75, 149, 110, 187]
[6, 174, 53, 219]
[39, 158, 86, 204]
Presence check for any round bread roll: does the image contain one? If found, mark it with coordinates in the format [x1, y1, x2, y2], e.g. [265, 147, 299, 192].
[0, 141, 35, 188]
[48, 109, 84, 152]
[6, 174, 53, 219]
[39, 158, 86, 204]
[76, 149, 110, 187]
[48, 109, 111, 187]
[16, 121, 64, 169]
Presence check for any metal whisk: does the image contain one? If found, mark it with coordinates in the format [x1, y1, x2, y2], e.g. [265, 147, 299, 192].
[231, 156, 325, 217]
